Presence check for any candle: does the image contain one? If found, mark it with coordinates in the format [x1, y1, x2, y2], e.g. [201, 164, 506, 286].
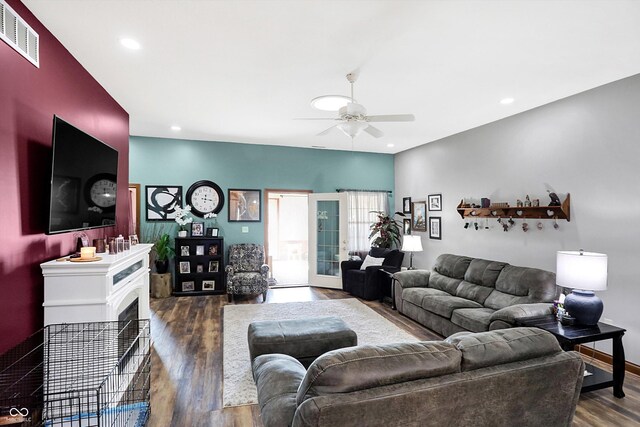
[80, 247, 96, 259]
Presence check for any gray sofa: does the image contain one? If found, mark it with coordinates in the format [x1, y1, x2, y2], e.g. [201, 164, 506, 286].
[252, 327, 584, 427]
[394, 254, 558, 337]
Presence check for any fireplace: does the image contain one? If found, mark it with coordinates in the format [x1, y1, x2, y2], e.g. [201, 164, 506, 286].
[118, 298, 140, 369]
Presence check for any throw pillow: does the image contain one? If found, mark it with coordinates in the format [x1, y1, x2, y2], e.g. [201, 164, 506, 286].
[360, 255, 385, 270]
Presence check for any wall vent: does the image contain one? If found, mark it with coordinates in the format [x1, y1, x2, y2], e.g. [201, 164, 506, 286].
[0, 0, 39, 68]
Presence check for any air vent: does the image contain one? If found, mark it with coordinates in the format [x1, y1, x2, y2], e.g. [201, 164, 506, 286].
[0, 0, 39, 68]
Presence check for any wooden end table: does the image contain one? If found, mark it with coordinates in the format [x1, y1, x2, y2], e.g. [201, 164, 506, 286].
[516, 315, 626, 398]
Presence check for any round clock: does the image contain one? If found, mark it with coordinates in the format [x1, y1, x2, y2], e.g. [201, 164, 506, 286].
[84, 173, 117, 211]
[186, 180, 224, 217]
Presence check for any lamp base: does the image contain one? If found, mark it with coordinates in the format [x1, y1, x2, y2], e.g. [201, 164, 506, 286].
[564, 290, 603, 326]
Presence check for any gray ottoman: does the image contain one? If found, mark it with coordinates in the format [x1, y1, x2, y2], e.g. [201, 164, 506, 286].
[248, 316, 357, 367]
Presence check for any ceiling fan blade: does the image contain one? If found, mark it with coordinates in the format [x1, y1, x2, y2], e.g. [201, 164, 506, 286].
[366, 114, 415, 122]
[364, 125, 384, 138]
[293, 118, 338, 121]
[317, 125, 337, 136]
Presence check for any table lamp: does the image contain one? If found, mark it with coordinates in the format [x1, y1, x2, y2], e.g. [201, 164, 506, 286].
[556, 250, 608, 326]
[401, 236, 423, 270]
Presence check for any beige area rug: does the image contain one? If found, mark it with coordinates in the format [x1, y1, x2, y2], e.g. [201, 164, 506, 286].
[222, 298, 419, 407]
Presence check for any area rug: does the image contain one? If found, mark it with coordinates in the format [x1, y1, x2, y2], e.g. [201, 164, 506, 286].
[222, 298, 419, 407]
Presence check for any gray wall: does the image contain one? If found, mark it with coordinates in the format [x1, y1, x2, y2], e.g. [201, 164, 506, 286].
[395, 73, 640, 364]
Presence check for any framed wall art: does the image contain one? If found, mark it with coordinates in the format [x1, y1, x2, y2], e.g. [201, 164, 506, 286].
[181, 281, 195, 292]
[428, 194, 442, 212]
[411, 201, 427, 232]
[228, 189, 261, 222]
[145, 185, 183, 221]
[202, 280, 215, 291]
[402, 197, 412, 214]
[429, 216, 442, 240]
[403, 218, 411, 235]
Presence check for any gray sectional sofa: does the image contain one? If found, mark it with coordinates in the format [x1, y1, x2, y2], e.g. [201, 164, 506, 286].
[252, 328, 584, 427]
[394, 254, 558, 337]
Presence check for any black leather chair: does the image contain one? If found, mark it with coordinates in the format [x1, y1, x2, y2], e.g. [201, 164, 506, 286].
[341, 248, 404, 301]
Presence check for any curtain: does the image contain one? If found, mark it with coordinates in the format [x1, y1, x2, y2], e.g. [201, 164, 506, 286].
[345, 191, 389, 252]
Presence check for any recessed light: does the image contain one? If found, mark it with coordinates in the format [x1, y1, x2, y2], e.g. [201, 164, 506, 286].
[310, 95, 353, 111]
[170, 125, 181, 131]
[120, 38, 141, 50]
[387, 144, 395, 148]
[500, 97, 514, 105]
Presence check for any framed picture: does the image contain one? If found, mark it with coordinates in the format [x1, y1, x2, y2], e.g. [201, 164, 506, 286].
[403, 218, 411, 235]
[180, 245, 190, 256]
[208, 260, 219, 272]
[202, 280, 215, 290]
[208, 245, 218, 256]
[206, 227, 219, 237]
[145, 185, 182, 221]
[428, 194, 442, 212]
[402, 197, 411, 214]
[429, 216, 442, 240]
[412, 201, 427, 232]
[195, 245, 205, 255]
[51, 175, 80, 213]
[179, 261, 190, 274]
[191, 222, 204, 237]
[228, 189, 262, 222]
[182, 280, 195, 292]
[196, 264, 204, 273]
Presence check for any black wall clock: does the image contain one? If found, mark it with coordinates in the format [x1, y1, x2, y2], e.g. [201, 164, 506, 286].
[84, 173, 117, 212]
[186, 180, 224, 217]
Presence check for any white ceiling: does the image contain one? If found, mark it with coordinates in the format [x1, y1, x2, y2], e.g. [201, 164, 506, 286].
[23, 0, 640, 154]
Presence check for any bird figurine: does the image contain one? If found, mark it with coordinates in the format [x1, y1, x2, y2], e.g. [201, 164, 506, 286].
[548, 191, 561, 206]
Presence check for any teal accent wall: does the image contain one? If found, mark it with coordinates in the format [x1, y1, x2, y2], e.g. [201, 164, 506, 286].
[130, 136, 394, 247]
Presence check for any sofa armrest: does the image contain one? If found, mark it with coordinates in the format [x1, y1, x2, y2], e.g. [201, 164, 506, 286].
[341, 260, 364, 272]
[393, 269, 431, 289]
[490, 303, 554, 326]
[260, 264, 270, 277]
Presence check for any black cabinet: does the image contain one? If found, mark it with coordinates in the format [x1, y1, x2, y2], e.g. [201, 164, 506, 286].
[174, 237, 225, 296]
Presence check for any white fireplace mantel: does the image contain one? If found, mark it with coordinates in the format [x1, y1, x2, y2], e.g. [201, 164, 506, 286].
[41, 243, 153, 325]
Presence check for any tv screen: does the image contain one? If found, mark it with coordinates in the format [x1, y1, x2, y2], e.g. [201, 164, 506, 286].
[47, 116, 119, 234]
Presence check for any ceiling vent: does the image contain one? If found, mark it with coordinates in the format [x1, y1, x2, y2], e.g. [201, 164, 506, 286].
[0, 0, 39, 68]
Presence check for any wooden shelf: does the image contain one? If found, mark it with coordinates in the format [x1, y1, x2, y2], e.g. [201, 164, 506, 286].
[457, 193, 570, 221]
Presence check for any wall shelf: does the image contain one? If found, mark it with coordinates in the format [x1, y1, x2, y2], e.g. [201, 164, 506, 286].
[457, 193, 570, 221]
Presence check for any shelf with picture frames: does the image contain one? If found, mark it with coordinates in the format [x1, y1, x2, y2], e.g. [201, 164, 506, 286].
[456, 193, 570, 221]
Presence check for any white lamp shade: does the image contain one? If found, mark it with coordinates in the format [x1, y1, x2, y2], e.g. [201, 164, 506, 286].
[402, 235, 423, 252]
[556, 250, 608, 291]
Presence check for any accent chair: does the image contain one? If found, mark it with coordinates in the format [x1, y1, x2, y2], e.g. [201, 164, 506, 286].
[226, 243, 269, 302]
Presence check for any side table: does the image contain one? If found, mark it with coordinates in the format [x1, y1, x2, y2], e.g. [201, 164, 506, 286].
[516, 315, 626, 398]
[379, 269, 398, 309]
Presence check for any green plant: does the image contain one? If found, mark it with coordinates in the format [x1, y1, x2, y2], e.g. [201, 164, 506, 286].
[153, 233, 175, 261]
[368, 211, 405, 248]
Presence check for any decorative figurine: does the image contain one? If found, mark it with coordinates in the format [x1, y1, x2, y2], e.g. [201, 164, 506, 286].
[548, 191, 561, 206]
[537, 221, 543, 230]
[524, 195, 532, 207]
[516, 199, 523, 207]
[553, 217, 560, 230]
[532, 198, 540, 207]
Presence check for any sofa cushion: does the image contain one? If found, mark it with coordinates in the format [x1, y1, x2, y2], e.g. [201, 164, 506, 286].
[432, 254, 473, 279]
[464, 259, 508, 287]
[360, 255, 385, 270]
[296, 341, 461, 406]
[484, 265, 558, 310]
[445, 327, 562, 371]
[455, 280, 494, 305]
[402, 287, 451, 308]
[450, 308, 495, 333]
[421, 295, 483, 318]
[429, 271, 463, 295]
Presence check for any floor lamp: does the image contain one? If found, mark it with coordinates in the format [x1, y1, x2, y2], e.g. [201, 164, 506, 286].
[401, 236, 423, 270]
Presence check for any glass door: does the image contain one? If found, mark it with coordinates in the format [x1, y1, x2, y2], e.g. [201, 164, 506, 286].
[308, 193, 348, 289]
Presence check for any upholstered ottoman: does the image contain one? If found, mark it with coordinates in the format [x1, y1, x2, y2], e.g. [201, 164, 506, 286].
[248, 316, 357, 367]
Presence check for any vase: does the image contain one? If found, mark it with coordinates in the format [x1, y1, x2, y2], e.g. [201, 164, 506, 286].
[155, 259, 169, 274]
[178, 230, 187, 237]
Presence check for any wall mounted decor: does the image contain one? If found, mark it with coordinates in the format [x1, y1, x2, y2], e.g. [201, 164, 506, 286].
[186, 180, 225, 217]
[411, 201, 427, 232]
[457, 194, 570, 222]
[402, 197, 412, 214]
[403, 218, 411, 235]
[145, 185, 183, 221]
[429, 217, 442, 240]
[428, 194, 442, 212]
[228, 189, 262, 222]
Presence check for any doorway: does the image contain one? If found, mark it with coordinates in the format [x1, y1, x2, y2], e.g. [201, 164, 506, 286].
[265, 190, 311, 286]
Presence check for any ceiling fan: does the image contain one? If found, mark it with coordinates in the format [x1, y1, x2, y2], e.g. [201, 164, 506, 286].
[298, 73, 415, 139]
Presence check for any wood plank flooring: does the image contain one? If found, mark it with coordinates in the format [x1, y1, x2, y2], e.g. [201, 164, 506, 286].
[148, 287, 640, 426]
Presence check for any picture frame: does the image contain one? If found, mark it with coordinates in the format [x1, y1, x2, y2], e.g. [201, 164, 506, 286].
[195, 245, 205, 256]
[429, 216, 442, 240]
[202, 280, 215, 291]
[208, 260, 219, 273]
[208, 244, 218, 256]
[179, 261, 190, 274]
[180, 245, 190, 256]
[181, 280, 195, 292]
[402, 197, 412, 214]
[145, 185, 183, 221]
[403, 218, 411, 235]
[228, 189, 262, 222]
[428, 194, 442, 212]
[191, 222, 204, 237]
[196, 264, 204, 273]
[206, 227, 219, 237]
[411, 201, 427, 232]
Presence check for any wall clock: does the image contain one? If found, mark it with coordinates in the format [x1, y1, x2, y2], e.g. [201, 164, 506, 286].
[186, 180, 224, 217]
[84, 173, 117, 212]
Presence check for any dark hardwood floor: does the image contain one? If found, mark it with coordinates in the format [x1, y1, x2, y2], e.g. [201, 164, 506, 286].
[148, 287, 640, 426]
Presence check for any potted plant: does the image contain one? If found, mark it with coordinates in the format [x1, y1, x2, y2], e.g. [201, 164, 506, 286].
[174, 205, 193, 237]
[369, 211, 405, 248]
[153, 233, 175, 274]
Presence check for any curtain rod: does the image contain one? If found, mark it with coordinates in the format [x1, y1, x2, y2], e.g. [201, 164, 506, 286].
[336, 189, 392, 194]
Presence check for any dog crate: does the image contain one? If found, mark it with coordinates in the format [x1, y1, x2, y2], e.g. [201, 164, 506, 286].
[0, 321, 150, 427]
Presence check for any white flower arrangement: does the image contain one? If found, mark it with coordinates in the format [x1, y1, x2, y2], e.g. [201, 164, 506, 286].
[174, 205, 194, 231]
[204, 213, 217, 219]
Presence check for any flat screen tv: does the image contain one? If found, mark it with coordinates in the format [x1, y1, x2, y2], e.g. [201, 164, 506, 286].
[47, 116, 119, 234]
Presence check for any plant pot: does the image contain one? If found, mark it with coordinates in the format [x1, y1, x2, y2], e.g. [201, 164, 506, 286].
[155, 259, 169, 274]
[177, 230, 187, 238]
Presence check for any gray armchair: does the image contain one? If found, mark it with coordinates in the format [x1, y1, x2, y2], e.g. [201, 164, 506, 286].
[226, 243, 269, 302]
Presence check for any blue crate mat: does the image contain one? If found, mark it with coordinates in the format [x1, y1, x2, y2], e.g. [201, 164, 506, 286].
[45, 401, 149, 427]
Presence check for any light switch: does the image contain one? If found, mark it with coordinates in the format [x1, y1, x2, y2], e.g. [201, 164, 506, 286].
[241, 226, 249, 233]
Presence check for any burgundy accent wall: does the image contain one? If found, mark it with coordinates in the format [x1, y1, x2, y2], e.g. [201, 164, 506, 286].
[0, 0, 130, 353]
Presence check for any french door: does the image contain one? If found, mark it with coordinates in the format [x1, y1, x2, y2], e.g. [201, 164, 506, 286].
[308, 193, 348, 289]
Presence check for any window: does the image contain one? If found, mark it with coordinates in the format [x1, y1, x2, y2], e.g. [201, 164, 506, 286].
[345, 191, 388, 252]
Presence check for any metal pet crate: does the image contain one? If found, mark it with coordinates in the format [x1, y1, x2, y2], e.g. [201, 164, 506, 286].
[0, 321, 150, 427]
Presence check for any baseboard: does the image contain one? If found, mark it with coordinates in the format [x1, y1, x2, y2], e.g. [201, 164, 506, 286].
[576, 344, 640, 376]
